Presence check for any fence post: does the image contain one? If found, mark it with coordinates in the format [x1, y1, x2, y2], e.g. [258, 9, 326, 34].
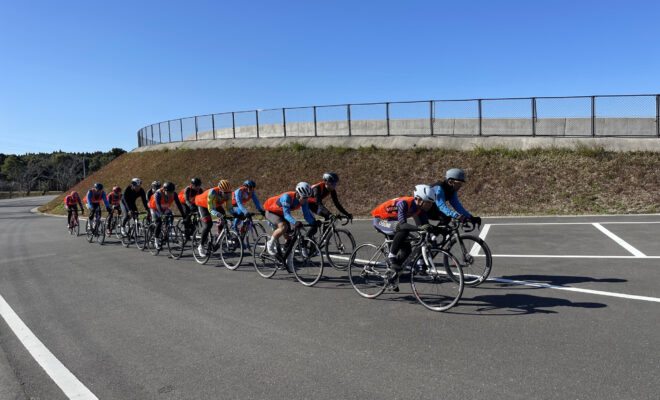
[591, 96, 596, 137]
[195, 116, 199, 141]
[478, 99, 483, 136]
[168, 120, 172, 142]
[231, 113, 236, 138]
[150, 125, 154, 144]
[158, 123, 162, 143]
[656, 95, 659, 138]
[282, 108, 287, 138]
[180, 119, 183, 141]
[386, 102, 390, 136]
[347, 105, 352, 136]
[256, 110, 260, 138]
[430, 101, 434, 136]
[531, 98, 536, 137]
[314, 106, 318, 136]
[212, 115, 216, 140]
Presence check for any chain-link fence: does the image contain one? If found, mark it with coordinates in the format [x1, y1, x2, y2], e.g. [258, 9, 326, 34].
[137, 94, 660, 147]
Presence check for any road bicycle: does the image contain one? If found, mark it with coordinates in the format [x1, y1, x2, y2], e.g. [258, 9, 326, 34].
[233, 212, 267, 250]
[348, 228, 464, 312]
[120, 211, 146, 249]
[85, 207, 106, 245]
[104, 206, 123, 240]
[67, 209, 81, 236]
[312, 214, 355, 270]
[252, 224, 324, 286]
[144, 214, 185, 258]
[190, 214, 243, 269]
[434, 219, 492, 287]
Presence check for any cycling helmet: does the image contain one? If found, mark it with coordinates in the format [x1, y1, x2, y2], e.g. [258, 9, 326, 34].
[131, 178, 142, 186]
[112, 186, 121, 194]
[323, 172, 339, 184]
[152, 180, 161, 189]
[93, 182, 103, 191]
[191, 177, 202, 187]
[217, 180, 232, 192]
[414, 184, 436, 202]
[163, 182, 175, 192]
[446, 168, 466, 182]
[70, 191, 78, 197]
[295, 182, 313, 198]
[243, 179, 256, 189]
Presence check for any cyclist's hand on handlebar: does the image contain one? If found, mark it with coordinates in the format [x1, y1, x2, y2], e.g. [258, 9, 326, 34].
[458, 215, 468, 223]
[345, 213, 353, 221]
[419, 224, 434, 232]
[470, 216, 482, 226]
[259, 209, 266, 216]
[294, 221, 303, 229]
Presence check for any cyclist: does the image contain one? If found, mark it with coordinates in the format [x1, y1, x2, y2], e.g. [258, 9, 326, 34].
[307, 172, 352, 239]
[371, 184, 438, 291]
[120, 178, 149, 236]
[64, 190, 84, 228]
[231, 179, 265, 230]
[105, 186, 123, 234]
[85, 183, 111, 230]
[148, 181, 186, 250]
[194, 180, 233, 257]
[145, 181, 161, 224]
[263, 182, 318, 271]
[178, 177, 204, 238]
[426, 168, 481, 227]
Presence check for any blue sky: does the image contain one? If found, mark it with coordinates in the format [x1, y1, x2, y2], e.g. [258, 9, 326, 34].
[1, 0, 658, 154]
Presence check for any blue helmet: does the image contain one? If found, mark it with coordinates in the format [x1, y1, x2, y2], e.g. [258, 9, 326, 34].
[93, 182, 103, 191]
[323, 172, 339, 184]
[243, 179, 256, 189]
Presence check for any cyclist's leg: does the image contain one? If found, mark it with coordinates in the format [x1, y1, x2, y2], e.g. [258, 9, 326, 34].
[120, 202, 131, 229]
[67, 208, 73, 227]
[198, 206, 212, 245]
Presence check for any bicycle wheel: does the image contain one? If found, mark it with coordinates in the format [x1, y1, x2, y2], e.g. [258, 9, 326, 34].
[97, 220, 106, 245]
[135, 221, 146, 250]
[218, 229, 244, 270]
[191, 227, 211, 265]
[121, 223, 132, 247]
[348, 243, 388, 298]
[443, 234, 492, 287]
[324, 228, 356, 271]
[411, 249, 464, 312]
[244, 221, 266, 249]
[113, 218, 122, 239]
[146, 225, 161, 255]
[292, 238, 323, 286]
[167, 225, 185, 260]
[252, 234, 278, 278]
[73, 216, 80, 236]
[86, 219, 94, 243]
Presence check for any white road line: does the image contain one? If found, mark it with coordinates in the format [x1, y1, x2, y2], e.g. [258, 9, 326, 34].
[488, 221, 660, 226]
[489, 277, 660, 303]
[470, 224, 491, 256]
[592, 223, 646, 257]
[491, 254, 660, 259]
[0, 294, 98, 400]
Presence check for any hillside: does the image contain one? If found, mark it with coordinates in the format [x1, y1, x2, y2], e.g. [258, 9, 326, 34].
[40, 144, 660, 217]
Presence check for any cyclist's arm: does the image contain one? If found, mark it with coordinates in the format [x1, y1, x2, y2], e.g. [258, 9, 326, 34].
[184, 187, 195, 208]
[173, 195, 186, 217]
[301, 202, 316, 225]
[85, 191, 93, 208]
[396, 199, 410, 224]
[101, 192, 110, 209]
[280, 193, 298, 225]
[447, 193, 472, 218]
[234, 188, 249, 214]
[434, 186, 460, 219]
[330, 190, 350, 216]
[251, 191, 264, 212]
[207, 190, 225, 217]
[312, 186, 330, 216]
[139, 189, 149, 211]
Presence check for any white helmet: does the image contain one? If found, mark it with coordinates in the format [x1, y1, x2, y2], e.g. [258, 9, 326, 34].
[414, 184, 436, 202]
[295, 182, 313, 198]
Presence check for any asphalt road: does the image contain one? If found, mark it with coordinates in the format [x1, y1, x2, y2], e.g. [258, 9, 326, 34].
[1, 196, 659, 399]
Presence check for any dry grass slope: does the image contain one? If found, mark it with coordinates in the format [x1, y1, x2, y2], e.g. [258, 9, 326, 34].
[39, 145, 660, 217]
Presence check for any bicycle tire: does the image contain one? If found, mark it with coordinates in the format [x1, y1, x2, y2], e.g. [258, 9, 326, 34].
[97, 220, 106, 246]
[252, 234, 278, 278]
[73, 216, 80, 236]
[292, 238, 323, 286]
[167, 225, 185, 260]
[411, 249, 464, 312]
[348, 243, 388, 298]
[86, 218, 94, 243]
[324, 228, 356, 271]
[243, 221, 266, 250]
[121, 223, 132, 247]
[443, 234, 492, 287]
[135, 221, 146, 250]
[191, 227, 211, 264]
[219, 229, 244, 270]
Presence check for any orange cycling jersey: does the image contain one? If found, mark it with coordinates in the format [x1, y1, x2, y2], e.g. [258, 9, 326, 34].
[371, 197, 419, 219]
[107, 192, 121, 206]
[195, 187, 226, 210]
[264, 191, 298, 215]
[84, 189, 103, 204]
[64, 194, 81, 207]
[307, 181, 327, 204]
[148, 188, 176, 211]
[179, 186, 203, 204]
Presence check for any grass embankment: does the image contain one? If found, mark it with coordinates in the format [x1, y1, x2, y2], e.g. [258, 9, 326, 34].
[39, 145, 660, 217]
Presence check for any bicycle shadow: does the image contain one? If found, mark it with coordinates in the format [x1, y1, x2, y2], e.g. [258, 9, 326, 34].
[455, 293, 607, 315]
[494, 274, 627, 287]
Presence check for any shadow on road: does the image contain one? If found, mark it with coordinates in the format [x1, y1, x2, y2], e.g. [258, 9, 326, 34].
[496, 274, 627, 286]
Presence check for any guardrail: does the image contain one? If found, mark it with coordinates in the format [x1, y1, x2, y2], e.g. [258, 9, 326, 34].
[137, 94, 660, 147]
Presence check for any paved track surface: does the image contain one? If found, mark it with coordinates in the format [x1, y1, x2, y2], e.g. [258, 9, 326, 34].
[1, 196, 659, 399]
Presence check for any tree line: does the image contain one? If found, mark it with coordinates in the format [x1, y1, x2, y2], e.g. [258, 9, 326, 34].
[0, 148, 126, 196]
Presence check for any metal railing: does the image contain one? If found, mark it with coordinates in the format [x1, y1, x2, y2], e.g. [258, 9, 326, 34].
[137, 94, 660, 147]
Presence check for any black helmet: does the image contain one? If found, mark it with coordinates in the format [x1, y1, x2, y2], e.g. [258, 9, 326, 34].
[191, 177, 202, 187]
[243, 179, 256, 189]
[163, 182, 175, 192]
[93, 182, 103, 191]
[323, 172, 339, 184]
[152, 180, 161, 189]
